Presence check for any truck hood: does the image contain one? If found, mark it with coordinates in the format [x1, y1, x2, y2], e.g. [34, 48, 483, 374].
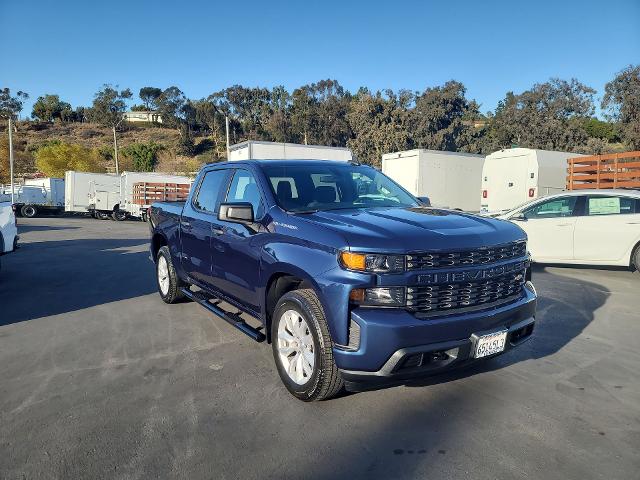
[297, 207, 526, 252]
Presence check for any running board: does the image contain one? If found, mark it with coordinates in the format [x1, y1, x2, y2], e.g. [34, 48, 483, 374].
[181, 288, 266, 342]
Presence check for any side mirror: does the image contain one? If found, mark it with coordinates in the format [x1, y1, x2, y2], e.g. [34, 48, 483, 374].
[219, 202, 254, 224]
[417, 196, 431, 207]
[511, 212, 527, 222]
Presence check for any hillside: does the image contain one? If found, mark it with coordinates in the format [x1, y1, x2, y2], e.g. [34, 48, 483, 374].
[3, 121, 219, 179]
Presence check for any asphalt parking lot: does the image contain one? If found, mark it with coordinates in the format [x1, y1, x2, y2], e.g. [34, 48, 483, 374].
[1, 216, 639, 479]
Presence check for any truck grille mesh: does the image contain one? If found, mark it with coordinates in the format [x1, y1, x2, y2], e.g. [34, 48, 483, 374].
[406, 270, 526, 316]
[406, 241, 527, 270]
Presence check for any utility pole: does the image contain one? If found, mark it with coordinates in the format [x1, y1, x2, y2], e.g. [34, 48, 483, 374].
[225, 115, 230, 160]
[8, 116, 15, 204]
[112, 126, 119, 175]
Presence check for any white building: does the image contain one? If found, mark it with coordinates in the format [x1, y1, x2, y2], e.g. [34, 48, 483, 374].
[123, 111, 163, 124]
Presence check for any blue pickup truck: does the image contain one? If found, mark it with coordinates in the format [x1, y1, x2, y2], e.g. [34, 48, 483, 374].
[149, 160, 536, 401]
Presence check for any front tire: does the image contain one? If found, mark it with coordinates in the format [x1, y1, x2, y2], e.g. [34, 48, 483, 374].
[632, 245, 640, 274]
[271, 289, 344, 401]
[21, 205, 37, 218]
[156, 246, 185, 304]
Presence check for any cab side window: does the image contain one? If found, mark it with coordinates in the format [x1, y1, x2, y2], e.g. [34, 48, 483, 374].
[586, 196, 636, 216]
[226, 170, 265, 218]
[523, 197, 577, 219]
[193, 169, 228, 213]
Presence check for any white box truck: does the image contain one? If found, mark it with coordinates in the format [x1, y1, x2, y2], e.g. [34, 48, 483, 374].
[0, 178, 65, 217]
[381, 149, 485, 211]
[229, 140, 352, 162]
[65, 171, 119, 218]
[480, 148, 585, 214]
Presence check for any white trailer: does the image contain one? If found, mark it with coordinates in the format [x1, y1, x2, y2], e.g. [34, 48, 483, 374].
[118, 172, 192, 219]
[0, 177, 65, 217]
[65, 171, 119, 216]
[229, 140, 352, 162]
[480, 148, 585, 214]
[381, 149, 485, 211]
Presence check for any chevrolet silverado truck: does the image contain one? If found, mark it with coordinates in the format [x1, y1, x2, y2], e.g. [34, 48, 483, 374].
[149, 160, 536, 401]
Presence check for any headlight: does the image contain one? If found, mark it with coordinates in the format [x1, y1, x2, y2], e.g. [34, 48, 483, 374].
[339, 251, 405, 273]
[350, 287, 406, 307]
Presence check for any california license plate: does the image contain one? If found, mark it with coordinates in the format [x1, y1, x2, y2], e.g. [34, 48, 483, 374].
[473, 330, 508, 358]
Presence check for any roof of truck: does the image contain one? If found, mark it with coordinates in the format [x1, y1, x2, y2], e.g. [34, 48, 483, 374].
[208, 159, 361, 167]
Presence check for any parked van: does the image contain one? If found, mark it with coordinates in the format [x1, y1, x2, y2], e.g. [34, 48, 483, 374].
[481, 148, 585, 213]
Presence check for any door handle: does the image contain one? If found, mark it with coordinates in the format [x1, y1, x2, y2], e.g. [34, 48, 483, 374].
[211, 224, 224, 235]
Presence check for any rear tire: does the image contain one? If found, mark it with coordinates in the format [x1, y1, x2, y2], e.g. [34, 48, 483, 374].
[271, 289, 344, 401]
[21, 205, 37, 218]
[112, 210, 127, 221]
[156, 246, 185, 304]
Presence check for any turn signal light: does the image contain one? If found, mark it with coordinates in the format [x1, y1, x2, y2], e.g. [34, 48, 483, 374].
[340, 251, 366, 270]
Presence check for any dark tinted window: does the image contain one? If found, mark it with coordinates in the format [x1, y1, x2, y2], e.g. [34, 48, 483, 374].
[193, 169, 227, 212]
[523, 196, 577, 219]
[262, 164, 418, 212]
[226, 170, 264, 218]
[586, 195, 637, 215]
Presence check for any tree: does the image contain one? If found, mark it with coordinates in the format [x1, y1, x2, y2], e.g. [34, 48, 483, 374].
[90, 84, 132, 174]
[120, 142, 162, 172]
[410, 80, 481, 152]
[347, 88, 413, 166]
[31, 94, 72, 122]
[157, 86, 197, 155]
[489, 78, 595, 151]
[602, 65, 640, 149]
[139, 87, 163, 110]
[0, 87, 29, 119]
[34, 142, 102, 177]
[264, 86, 292, 143]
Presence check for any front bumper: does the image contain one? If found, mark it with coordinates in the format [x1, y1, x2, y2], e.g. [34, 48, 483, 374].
[334, 283, 536, 386]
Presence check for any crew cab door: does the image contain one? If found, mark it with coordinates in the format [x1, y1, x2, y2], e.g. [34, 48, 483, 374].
[210, 168, 266, 313]
[574, 195, 640, 263]
[514, 196, 580, 262]
[180, 168, 230, 288]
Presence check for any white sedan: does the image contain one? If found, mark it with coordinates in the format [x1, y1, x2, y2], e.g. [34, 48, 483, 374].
[496, 190, 640, 269]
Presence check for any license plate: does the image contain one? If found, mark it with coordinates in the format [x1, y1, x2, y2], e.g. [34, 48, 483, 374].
[473, 330, 508, 358]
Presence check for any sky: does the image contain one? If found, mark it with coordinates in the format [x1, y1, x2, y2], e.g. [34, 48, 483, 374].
[1, 0, 639, 118]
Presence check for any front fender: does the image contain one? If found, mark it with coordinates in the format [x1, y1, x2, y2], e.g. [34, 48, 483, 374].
[261, 242, 371, 345]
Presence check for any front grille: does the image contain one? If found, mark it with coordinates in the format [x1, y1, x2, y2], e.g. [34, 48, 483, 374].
[406, 270, 526, 317]
[406, 241, 527, 270]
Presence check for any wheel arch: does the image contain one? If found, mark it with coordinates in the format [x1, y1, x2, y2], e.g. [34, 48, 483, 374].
[631, 239, 640, 270]
[151, 232, 168, 261]
[264, 268, 322, 344]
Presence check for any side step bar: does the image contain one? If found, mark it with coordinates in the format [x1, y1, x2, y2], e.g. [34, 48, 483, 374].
[181, 288, 266, 342]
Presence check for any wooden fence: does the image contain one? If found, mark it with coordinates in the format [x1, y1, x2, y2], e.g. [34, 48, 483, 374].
[567, 151, 640, 190]
[132, 182, 191, 205]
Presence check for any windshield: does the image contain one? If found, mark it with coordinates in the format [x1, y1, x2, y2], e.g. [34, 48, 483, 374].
[261, 163, 419, 212]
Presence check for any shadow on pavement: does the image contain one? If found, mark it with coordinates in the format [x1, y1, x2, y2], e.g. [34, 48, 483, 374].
[0, 237, 156, 326]
[297, 267, 611, 479]
[17, 224, 81, 233]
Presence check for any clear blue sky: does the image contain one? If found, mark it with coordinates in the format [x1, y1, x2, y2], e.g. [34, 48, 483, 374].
[1, 0, 639, 118]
